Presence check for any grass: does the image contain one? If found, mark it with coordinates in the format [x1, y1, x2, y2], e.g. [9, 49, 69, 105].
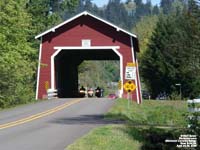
[67, 99, 189, 150]
[67, 125, 187, 150]
[106, 99, 188, 127]
[67, 125, 142, 150]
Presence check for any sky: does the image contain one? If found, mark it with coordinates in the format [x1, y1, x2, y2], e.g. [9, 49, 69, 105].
[92, 0, 161, 7]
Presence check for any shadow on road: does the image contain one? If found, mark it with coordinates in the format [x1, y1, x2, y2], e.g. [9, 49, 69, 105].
[50, 114, 125, 125]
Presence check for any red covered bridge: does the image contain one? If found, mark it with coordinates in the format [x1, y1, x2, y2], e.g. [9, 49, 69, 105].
[35, 11, 142, 103]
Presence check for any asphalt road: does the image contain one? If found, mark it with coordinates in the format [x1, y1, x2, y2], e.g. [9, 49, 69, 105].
[0, 98, 115, 150]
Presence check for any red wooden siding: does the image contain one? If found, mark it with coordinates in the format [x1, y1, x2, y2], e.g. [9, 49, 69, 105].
[37, 14, 141, 103]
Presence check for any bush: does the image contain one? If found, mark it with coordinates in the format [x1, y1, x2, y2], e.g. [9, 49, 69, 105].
[170, 92, 181, 100]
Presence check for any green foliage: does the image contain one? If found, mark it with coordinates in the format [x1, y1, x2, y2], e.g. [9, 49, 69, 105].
[0, 0, 78, 108]
[67, 124, 188, 150]
[106, 99, 188, 127]
[160, 0, 187, 14]
[133, 15, 158, 57]
[27, 0, 78, 49]
[78, 61, 120, 94]
[0, 0, 35, 108]
[187, 101, 200, 146]
[104, 0, 133, 29]
[2, 0, 199, 108]
[170, 92, 181, 100]
[67, 99, 189, 150]
[67, 125, 141, 150]
[140, 1, 200, 98]
[161, 0, 174, 14]
[67, 0, 160, 31]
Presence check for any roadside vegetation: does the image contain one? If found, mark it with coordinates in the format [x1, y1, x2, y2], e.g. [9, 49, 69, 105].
[0, 0, 78, 108]
[67, 99, 189, 150]
[106, 99, 188, 127]
[1, 0, 199, 109]
[67, 125, 141, 150]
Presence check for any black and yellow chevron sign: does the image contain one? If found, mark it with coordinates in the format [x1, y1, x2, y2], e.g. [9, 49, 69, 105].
[123, 80, 136, 93]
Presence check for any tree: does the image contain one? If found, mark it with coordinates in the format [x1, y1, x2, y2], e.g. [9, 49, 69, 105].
[0, 0, 78, 108]
[140, 0, 200, 98]
[0, 0, 35, 107]
[124, 0, 136, 17]
[133, 15, 158, 58]
[184, 0, 200, 98]
[160, 0, 174, 14]
[152, 5, 160, 14]
[160, 0, 187, 14]
[27, 0, 78, 42]
[78, 61, 120, 92]
[104, 0, 132, 29]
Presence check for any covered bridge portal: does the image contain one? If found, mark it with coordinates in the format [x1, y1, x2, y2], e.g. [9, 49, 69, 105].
[35, 11, 142, 104]
[55, 48, 119, 98]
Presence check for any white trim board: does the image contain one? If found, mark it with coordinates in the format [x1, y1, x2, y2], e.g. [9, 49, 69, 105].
[35, 11, 137, 39]
[130, 36, 139, 104]
[136, 59, 142, 103]
[54, 46, 120, 50]
[35, 38, 43, 99]
[50, 46, 123, 97]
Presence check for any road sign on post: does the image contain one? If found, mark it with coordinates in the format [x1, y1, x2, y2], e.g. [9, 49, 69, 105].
[123, 80, 136, 93]
[125, 63, 136, 80]
[123, 80, 136, 109]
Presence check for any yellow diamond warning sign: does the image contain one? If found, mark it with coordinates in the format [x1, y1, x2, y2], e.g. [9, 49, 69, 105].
[123, 80, 136, 93]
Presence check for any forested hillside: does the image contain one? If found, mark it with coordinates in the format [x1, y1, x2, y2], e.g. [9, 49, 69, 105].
[0, 0, 200, 108]
[140, 0, 200, 99]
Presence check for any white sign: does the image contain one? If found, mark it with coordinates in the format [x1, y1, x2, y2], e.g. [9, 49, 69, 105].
[82, 39, 91, 47]
[125, 66, 136, 80]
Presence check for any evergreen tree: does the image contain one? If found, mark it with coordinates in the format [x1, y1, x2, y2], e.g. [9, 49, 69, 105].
[27, 0, 61, 36]
[133, 15, 158, 57]
[185, 0, 200, 98]
[152, 5, 160, 14]
[135, 0, 153, 21]
[140, 0, 200, 98]
[105, 0, 132, 29]
[160, 0, 174, 14]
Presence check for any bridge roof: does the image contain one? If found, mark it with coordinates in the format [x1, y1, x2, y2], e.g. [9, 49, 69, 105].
[35, 11, 137, 40]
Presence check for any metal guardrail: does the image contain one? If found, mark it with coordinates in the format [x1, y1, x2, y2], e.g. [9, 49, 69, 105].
[47, 89, 58, 99]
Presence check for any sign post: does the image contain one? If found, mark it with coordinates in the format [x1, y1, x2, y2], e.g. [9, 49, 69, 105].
[124, 62, 137, 107]
[123, 80, 136, 109]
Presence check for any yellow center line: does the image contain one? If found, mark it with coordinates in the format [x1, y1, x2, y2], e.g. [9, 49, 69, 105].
[0, 98, 85, 130]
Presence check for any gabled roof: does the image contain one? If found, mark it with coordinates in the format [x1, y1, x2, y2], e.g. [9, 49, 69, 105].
[35, 11, 137, 39]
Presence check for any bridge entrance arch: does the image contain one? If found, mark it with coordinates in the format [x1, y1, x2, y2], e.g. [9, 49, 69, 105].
[52, 47, 122, 98]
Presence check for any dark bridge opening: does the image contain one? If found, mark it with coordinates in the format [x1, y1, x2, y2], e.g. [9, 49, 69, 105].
[55, 49, 120, 98]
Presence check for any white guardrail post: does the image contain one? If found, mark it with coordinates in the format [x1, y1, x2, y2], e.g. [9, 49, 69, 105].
[187, 99, 200, 128]
[188, 99, 200, 113]
[47, 89, 58, 99]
